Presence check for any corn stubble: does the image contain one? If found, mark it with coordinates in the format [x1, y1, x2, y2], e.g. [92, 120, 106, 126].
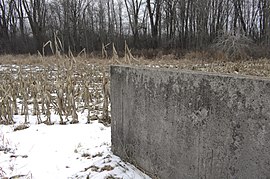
[2, 43, 270, 126]
[0, 57, 109, 125]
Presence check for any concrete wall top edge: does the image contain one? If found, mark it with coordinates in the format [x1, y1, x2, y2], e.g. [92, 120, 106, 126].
[110, 65, 270, 82]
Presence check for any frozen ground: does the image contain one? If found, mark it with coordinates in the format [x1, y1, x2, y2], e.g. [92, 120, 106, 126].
[0, 114, 150, 179]
[0, 61, 149, 179]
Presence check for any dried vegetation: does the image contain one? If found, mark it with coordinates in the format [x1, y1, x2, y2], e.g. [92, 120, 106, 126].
[1, 47, 270, 126]
[143, 56, 270, 78]
[0, 55, 111, 125]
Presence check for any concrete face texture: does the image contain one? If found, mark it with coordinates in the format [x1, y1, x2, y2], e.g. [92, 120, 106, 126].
[110, 65, 270, 179]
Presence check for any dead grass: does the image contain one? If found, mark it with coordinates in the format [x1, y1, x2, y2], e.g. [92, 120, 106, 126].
[1, 54, 270, 78]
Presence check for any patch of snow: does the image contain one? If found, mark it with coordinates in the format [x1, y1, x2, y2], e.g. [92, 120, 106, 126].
[0, 114, 151, 179]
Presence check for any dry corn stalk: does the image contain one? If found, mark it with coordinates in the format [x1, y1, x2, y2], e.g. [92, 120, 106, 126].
[125, 41, 138, 63]
[0, 85, 14, 124]
[78, 48, 86, 58]
[37, 50, 43, 58]
[21, 86, 29, 123]
[102, 43, 110, 59]
[30, 81, 42, 124]
[11, 84, 18, 115]
[101, 70, 110, 124]
[54, 32, 63, 58]
[44, 90, 52, 125]
[68, 46, 75, 61]
[0, 56, 109, 125]
[112, 43, 121, 64]
[56, 81, 65, 124]
[43, 40, 54, 56]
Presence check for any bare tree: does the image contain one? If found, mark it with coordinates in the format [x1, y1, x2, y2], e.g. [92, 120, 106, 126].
[15, 0, 26, 40]
[22, 0, 47, 52]
[0, 0, 12, 52]
[163, 0, 177, 47]
[0, 0, 270, 57]
[233, 0, 247, 33]
[146, 0, 162, 48]
[124, 0, 144, 46]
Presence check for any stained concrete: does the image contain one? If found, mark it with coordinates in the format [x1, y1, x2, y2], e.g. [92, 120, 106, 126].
[110, 65, 270, 179]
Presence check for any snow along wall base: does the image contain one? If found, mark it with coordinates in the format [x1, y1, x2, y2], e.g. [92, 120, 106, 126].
[110, 65, 270, 179]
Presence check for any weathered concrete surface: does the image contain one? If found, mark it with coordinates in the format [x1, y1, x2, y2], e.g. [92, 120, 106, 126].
[110, 65, 270, 179]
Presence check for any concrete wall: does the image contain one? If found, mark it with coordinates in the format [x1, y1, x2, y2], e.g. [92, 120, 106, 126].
[110, 65, 270, 179]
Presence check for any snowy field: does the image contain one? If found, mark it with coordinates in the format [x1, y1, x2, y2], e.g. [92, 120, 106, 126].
[0, 113, 151, 179]
[0, 61, 150, 179]
[2, 55, 270, 179]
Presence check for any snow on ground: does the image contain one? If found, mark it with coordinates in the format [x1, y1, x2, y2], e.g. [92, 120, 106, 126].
[0, 114, 151, 179]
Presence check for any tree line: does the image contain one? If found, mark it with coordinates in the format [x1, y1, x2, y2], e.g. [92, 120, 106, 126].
[0, 0, 269, 57]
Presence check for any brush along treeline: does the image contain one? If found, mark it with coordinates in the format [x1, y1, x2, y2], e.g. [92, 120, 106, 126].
[0, 58, 110, 125]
